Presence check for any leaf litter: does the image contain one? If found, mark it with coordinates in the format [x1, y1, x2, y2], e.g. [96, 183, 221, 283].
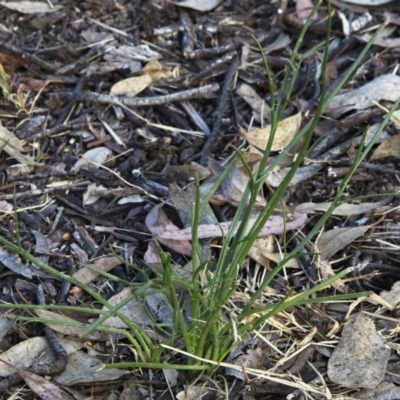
[0, 0, 399, 399]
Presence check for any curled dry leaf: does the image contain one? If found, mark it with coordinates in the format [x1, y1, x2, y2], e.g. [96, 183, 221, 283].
[326, 74, 400, 118]
[370, 134, 400, 161]
[226, 337, 270, 380]
[243, 112, 302, 152]
[141, 59, 178, 81]
[110, 73, 152, 97]
[0, 121, 41, 166]
[235, 83, 270, 123]
[145, 203, 192, 256]
[316, 259, 346, 292]
[327, 313, 391, 389]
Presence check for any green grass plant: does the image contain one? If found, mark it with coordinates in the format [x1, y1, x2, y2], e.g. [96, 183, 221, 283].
[0, 0, 397, 379]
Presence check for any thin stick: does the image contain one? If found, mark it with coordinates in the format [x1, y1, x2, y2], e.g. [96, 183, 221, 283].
[57, 83, 220, 107]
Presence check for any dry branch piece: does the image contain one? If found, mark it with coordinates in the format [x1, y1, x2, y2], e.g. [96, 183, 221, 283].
[57, 83, 219, 107]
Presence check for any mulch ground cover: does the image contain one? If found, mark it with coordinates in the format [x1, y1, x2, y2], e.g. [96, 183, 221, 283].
[1, 0, 400, 399]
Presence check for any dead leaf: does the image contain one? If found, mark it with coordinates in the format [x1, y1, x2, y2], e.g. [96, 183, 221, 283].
[0, 336, 82, 377]
[295, 198, 390, 216]
[145, 203, 193, 256]
[326, 74, 400, 118]
[171, 0, 222, 11]
[226, 337, 269, 380]
[73, 251, 134, 285]
[176, 386, 216, 400]
[221, 165, 266, 207]
[243, 112, 302, 152]
[358, 25, 400, 48]
[266, 165, 321, 188]
[17, 368, 75, 400]
[71, 147, 113, 173]
[327, 313, 391, 389]
[341, 0, 392, 5]
[316, 259, 346, 292]
[236, 83, 270, 123]
[352, 382, 400, 399]
[157, 212, 308, 240]
[141, 59, 178, 81]
[0, 121, 41, 166]
[380, 281, 400, 307]
[0, 1, 62, 13]
[0, 247, 33, 278]
[296, 0, 319, 21]
[370, 134, 400, 161]
[54, 351, 126, 385]
[110, 74, 152, 97]
[316, 226, 369, 261]
[35, 310, 103, 340]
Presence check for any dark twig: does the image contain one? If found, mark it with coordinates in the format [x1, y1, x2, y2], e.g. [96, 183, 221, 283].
[185, 51, 237, 87]
[0, 41, 58, 74]
[200, 55, 241, 166]
[56, 83, 219, 107]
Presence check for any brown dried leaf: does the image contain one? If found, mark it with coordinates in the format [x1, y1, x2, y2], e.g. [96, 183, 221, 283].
[73, 251, 134, 285]
[141, 59, 177, 80]
[35, 310, 103, 340]
[145, 203, 192, 256]
[226, 338, 269, 380]
[243, 112, 302, 151]
[18, 369, 74, 400]
[157, 212, 307, 240]
[316, 226, 369, 261]
[370, 134, 400, 161]
[221, 165, 266, 207]
[327, 313, 391, 389]
[110, 73, 152, 97]
[326, 74, 400, 118]
[316, 259, 346, 292]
